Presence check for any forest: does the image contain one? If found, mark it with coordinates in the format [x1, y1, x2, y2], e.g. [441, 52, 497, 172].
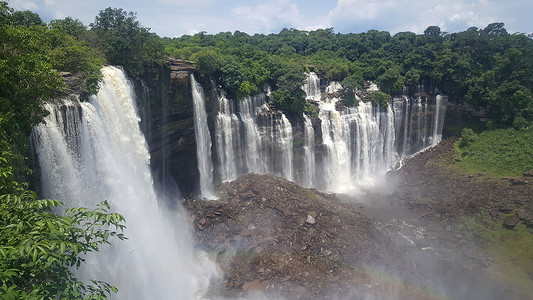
[1, 1, 533, 298]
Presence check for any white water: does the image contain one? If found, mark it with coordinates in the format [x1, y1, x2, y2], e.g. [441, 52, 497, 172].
[215, 93, 239, 181]
[305, 73, 447, 192]
[210, 72, 446, 194]
[302, 72, 321, 101]
[302, 114, 316, 188]
[191, 75, 216, 199]
[33, 66, 217, 299]
[214, 93, 294, 181]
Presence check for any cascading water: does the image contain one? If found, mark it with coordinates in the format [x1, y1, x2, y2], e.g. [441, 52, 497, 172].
[302, 114, 316, 188]
[303, 72, 447, 192]
[208, 71, 446, 194]
[214, 93, 294, 181]
[318, 82, 352, 192]
[191, 75, 216, 199]
[302, 72, 321, 101]
[215, 93, 240, 181]
[33, 66, 217, 299]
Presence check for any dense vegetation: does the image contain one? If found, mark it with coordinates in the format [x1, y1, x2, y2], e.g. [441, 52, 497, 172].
[165, 24, 533, 125]
[1, 1, 533, 297]
[456, 125, 533, 177]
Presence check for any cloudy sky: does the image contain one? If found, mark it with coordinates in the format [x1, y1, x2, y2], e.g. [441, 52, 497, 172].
[7, 0, 532, 37]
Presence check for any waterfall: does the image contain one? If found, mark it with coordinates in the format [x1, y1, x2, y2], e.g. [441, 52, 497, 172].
[33, 66, 216, 299]
[302, 114, 316, 188]
[191, 75, 216, 199]
[301, 73, 447, 192]
[215, 93, 239, 181]
[213, 93, 294, 181]
[211, 72, 447, 194]
[302, 72, 321, 101]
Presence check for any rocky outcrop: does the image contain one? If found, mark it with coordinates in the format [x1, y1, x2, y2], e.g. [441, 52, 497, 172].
[136, 59, 220, 196]
[184, 139, 533, 299]
[136, 59, 200, 196]
[167, 58, 195, 85]
[59, 71, 84, 98]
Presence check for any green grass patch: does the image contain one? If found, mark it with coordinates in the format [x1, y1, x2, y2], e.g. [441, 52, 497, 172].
[454, 127, 533, 177]
[458, 212, 533, 297]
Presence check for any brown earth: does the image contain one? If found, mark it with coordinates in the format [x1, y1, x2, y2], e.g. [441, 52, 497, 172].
[184, 138, 533, 299]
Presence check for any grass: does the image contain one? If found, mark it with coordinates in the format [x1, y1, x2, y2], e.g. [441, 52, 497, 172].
[454, 127, 533, 177]
[458, 212, 533, 297]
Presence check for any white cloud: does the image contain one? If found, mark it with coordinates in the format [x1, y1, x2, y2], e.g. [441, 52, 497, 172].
[231, 0, 301, 34]
[11, 0, 39, 11]
[6, 0, 532, 37]
[321, 0, 525, 34]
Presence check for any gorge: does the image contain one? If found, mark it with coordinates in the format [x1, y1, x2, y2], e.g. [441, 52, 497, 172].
[31, 62, 451, 298]
[27, 58, 533, 300]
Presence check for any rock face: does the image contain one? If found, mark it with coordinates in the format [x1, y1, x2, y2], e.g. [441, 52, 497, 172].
[135, 59, 202, 196]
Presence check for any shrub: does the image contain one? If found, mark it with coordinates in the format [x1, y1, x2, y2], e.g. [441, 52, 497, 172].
[459, 127, 476, 148]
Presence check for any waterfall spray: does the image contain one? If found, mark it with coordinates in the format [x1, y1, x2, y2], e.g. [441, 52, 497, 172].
[33, 66, 218, 299]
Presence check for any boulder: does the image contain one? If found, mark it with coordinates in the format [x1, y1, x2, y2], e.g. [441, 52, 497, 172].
[503, 215, 520, 228]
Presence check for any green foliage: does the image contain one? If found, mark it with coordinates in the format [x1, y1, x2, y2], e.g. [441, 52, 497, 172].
[459, 211, 533, 293]
[459, 127, 477, 148]
[341, 73, 363, 107]
[454, 127, 533, 177]
[270, 89, 307, 115]
[0, 24, 66, 151]
[368, 91, 391, 107]
[0, 191, 126, 299]
[49, 17, 87, 38]
[192, 49, 221, 77]
[10, 10, 43, 27]
[376, 66, 404, 95]
[90, 7, 164, 75]
[512, 116, 529, 130]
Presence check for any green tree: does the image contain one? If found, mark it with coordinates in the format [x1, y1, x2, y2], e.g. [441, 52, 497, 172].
[49, 17, 87, 38]
[192, 49, 221, 77]
[0, 25, 65, 151]
[459, 127, 476, 147]
[0, 191, 126, 299]
[369, 91, 391, 107]
[90, 7, 163, 75]
[10, 10, 43, 27]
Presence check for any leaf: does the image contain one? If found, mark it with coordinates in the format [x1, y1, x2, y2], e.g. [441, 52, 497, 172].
[32, 248, 38, 262]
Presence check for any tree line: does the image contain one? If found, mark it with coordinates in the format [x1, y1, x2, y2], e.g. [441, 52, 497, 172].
[168, 24, 533, 126]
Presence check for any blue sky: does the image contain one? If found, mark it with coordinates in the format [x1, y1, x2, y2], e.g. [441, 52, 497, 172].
[7, 0, 533, 37]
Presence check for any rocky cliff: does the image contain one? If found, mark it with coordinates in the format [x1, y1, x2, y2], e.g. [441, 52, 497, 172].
[135, 59, 220, 196]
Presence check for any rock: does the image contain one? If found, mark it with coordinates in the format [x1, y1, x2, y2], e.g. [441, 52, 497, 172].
[510, 178, 528, 185]
[516, 209, 533, 224]
[305, 215, 316, 225]
[242, 279, 269, 292]
[503, 215, 520, 228]
[523, 169, 533, 177]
